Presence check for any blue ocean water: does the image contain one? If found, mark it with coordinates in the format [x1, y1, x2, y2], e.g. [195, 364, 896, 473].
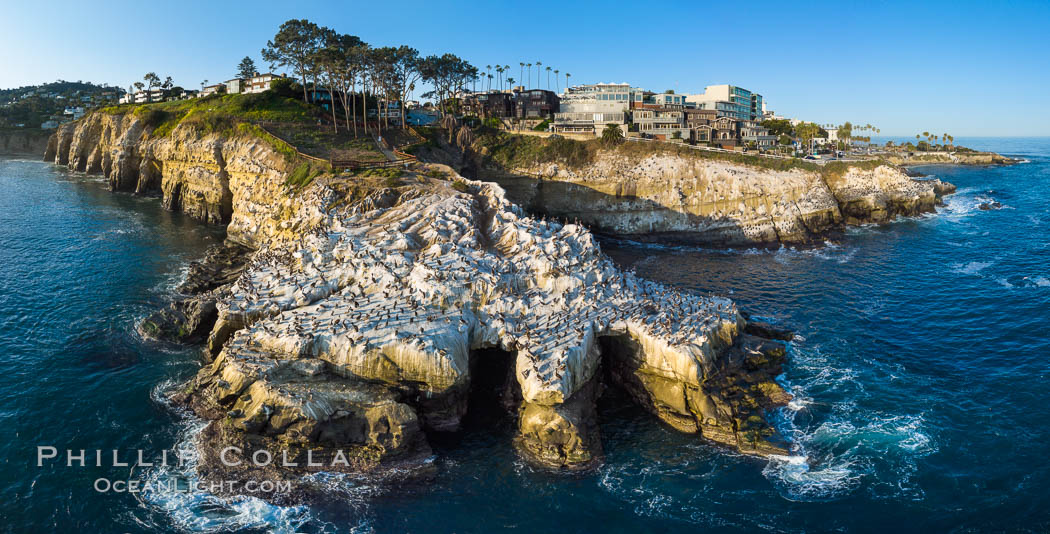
[0, 138, 1047, 532]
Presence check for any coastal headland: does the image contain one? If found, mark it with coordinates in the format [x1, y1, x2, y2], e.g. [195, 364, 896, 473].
[42, 96, 980, 501]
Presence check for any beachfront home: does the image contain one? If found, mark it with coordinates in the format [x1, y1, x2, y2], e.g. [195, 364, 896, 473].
[691, 124, 713, 144]
[712, 116, 739, 148]
[634, 92, 687, 109]
[245, 73, 286, 94]
[63, 106, 86, 119]
[633, 107, 688, 140]
[514, 89, 559, 119]
[462, 91, 514, 119]
[224, 79, 244, 95]
[199, 84, 224, 97]
[739, 120, 776, 148]
[684, 108, 717, 127]
[552, 83, 640, 135]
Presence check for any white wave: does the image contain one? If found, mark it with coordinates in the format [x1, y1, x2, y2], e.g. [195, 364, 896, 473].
[134, 420, 320, 534]
[937, 187, 983, 220]
[950, 260, 992, 275]
[773, 243, 856, 265]
[762, 453, 862, 501]
[763, 341, 938, 501]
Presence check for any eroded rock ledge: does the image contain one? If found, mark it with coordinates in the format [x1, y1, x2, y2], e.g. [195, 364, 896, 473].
[441, 139, 957, 246]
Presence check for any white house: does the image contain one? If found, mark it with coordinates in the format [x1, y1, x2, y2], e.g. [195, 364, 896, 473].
[224, 79, 244, 94]
[244, 73, 287, 94]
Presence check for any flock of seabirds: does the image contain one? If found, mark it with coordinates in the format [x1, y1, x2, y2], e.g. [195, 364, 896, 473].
[206, 176, 741, 411]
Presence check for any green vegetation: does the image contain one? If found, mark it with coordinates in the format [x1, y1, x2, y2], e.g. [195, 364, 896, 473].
[761, 119, 794, 137]
[286, 161, 325, 187]
[351, 167, 402, 178]
[451, 180, 470, 192]
[102, 91, 320, 140]
[600, 124, 625, 146]
[0, 80, 122, 128]
[532, 119, 550, 132]
[473, 129, 896, 180]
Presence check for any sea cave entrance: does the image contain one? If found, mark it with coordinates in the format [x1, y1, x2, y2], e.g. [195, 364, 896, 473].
[426, 347, 520, 452]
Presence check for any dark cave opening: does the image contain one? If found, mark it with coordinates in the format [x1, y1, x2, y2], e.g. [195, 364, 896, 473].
[426, 347, 520, 449]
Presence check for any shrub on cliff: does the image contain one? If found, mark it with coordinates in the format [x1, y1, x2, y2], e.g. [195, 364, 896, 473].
[600, 124, 625, 147]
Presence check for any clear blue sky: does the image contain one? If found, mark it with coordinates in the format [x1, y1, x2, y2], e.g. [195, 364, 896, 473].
[2, 0, 1047, 136]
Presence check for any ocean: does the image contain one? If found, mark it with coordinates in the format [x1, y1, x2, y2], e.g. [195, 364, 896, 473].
[1, 137, 1047, 532]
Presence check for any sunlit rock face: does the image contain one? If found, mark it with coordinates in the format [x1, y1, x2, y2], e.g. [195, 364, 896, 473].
[467, 149, 955, 246]
[47, 112, 292, 226]
[181, 164, 789, 471]
[49, 114, 791, 480]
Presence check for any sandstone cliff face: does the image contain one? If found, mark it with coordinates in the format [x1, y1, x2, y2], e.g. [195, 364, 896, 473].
[885, 151, 1015, 166]
[0, 128, 52, 156]
[46, 112, 294, 227]
[473, 150, 954, 246]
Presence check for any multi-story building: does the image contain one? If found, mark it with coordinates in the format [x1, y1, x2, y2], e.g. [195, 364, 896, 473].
[739, 120, 776, 148]
[133, 90, 166, 104]
[633, 91, 687, 109]
[461, 91, 514, 118]
[685, 84, 763, 121]
[461, 89, 559, 120]
[553, 83, 643, 135]
[514, 89, 559, 119]
[633, 107, 688, 140]
[684, 108, 717, 144]
[245, 73, 286, 94]
[683, 108, 717, 128]
[224, 79, 244, 95]
[711, 116, 739, 147]
[199, 84, 223, 97]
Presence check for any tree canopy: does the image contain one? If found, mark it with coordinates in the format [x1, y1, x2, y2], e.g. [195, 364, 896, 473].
[237, 57, 258, 80]
[262, 19, 322, 102]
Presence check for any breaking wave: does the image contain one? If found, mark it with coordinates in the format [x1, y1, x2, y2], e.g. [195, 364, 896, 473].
[762, 343, 936, 501]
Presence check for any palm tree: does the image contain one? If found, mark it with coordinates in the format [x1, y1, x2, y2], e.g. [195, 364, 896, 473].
[487, 73, 494, 92]
[554, 70, 559, 92]
[545, 66, 552, 90]
[507, 77, 516, 92]
[519, 62, 524, 88]
[526, 63, 532, 89]
[565, 72, 571, 90]
[496, 66, 504, 92]
[535, 61, 542, 88]
[485, 65, 492, 91]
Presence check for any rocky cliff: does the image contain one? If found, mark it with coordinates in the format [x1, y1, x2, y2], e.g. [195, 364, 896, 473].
[0, 128, 52, 156]
[449, 138, 956, 246]
[885, 151, 1016, 166]
[48, 114, 794, 501]
[45, 112, 294, 227]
